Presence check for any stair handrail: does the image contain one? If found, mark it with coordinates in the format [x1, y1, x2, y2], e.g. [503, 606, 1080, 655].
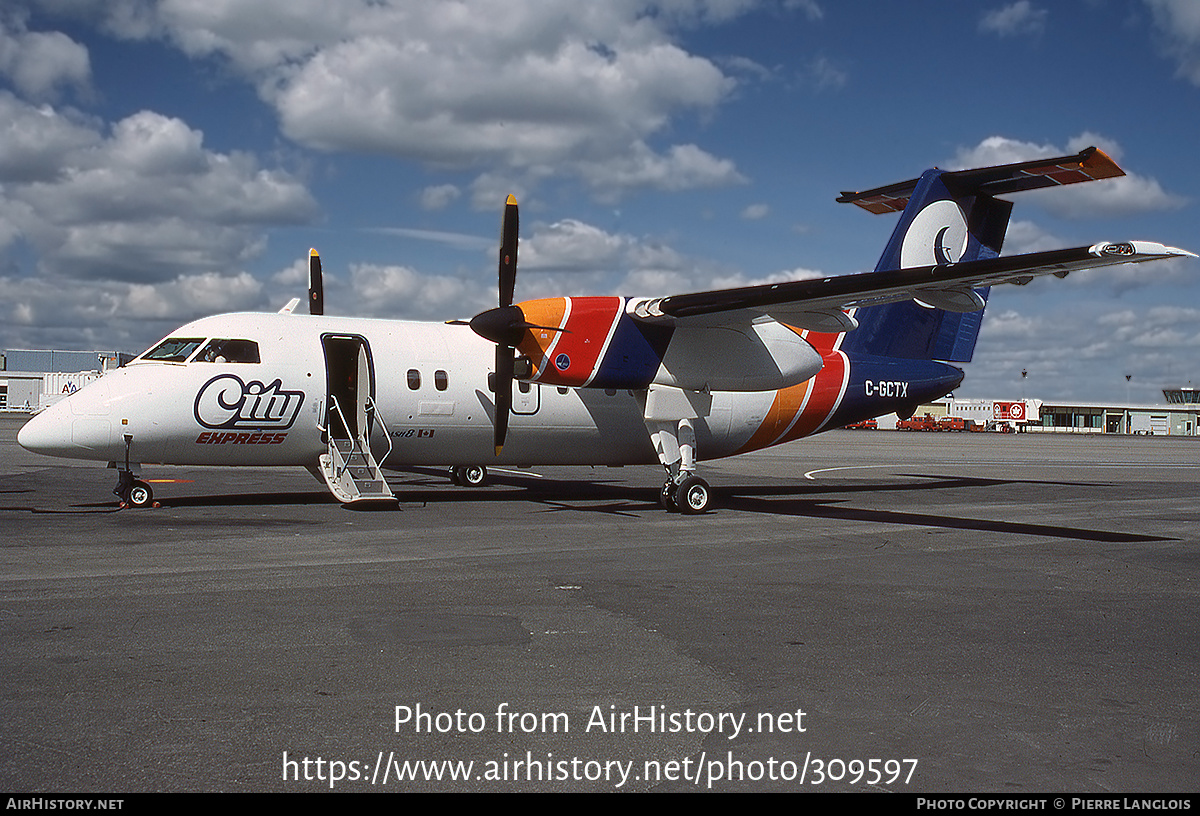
[326, 394, 361, 480]
[366, 395, 393, 468]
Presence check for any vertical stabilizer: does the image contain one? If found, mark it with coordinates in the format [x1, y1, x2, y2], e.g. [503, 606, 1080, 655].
[836, 147, 1122, 363]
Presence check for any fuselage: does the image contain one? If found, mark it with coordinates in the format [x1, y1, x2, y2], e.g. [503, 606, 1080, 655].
[17, 309, 964, 471]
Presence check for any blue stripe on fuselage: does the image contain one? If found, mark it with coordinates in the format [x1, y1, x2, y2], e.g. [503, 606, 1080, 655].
[825, 353, 964, 430]
[589, 310, 675, 390]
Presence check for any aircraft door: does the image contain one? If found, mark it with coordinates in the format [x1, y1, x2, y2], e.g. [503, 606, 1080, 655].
[321, 334, 374, 442]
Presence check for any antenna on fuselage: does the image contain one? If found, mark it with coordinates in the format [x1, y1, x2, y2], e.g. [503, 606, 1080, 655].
[309, 248, 324, 316]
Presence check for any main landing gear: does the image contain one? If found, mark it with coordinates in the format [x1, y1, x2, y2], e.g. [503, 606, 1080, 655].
[649, 416, 713, 515]
[659, 472, 712, 515]
[448, 465, 489, 487]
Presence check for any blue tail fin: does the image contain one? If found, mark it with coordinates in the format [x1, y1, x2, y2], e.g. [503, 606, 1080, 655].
[839, 168, 1011, 362]
[836, 146, 1123, 362]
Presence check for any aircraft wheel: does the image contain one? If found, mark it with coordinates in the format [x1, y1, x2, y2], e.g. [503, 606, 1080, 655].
[676, 476, 711, 515]
[461, 465, 488, 487]
[127, 480, 154, 508]
[659, 480, 679, 512]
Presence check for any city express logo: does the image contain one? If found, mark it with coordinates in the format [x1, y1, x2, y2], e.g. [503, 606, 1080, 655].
[194, 375, 304, 444]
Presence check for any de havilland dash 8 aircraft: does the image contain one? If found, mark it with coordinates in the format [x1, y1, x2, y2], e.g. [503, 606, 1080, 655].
[17, 148, 1195, 513]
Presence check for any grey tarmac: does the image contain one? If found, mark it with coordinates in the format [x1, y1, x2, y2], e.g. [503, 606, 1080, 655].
[1, 415, 1197, 791]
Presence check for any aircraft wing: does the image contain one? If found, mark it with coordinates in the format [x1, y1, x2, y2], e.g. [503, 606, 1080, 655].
[627, 241, 1195, 331]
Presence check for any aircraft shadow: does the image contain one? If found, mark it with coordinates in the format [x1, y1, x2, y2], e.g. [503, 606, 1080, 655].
[400, 470, 1167, 543]
[69, 471, 1169, 544]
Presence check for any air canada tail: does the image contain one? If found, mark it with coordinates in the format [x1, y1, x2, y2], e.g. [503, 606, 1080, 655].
[836, 147, 1123, 362]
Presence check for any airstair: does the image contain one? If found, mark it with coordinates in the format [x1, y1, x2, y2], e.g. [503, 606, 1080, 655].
[319, 394, 395, 504]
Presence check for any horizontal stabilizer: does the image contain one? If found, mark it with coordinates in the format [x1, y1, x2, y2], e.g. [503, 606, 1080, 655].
[838, 147, 1123, 214]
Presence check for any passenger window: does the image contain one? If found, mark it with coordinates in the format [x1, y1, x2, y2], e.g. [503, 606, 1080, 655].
[434, 370, 448, 391]
[142, 337, 205, 362]
[196, 339, 260, 364]
[407, 369, 421, 390]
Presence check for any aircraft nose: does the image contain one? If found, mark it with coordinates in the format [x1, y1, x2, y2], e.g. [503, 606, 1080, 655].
[17, 398, 113, 459]
[17, 401, 73, 456]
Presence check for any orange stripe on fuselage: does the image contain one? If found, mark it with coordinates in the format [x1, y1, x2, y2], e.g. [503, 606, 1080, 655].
[736, 328, 848, 454]
[515, 297, 569, 376]
[515, 296, 624, 387]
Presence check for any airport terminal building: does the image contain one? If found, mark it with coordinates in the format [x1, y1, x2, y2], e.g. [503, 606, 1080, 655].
[0, 349, 123, 413]
[921, 389, 1199, 436]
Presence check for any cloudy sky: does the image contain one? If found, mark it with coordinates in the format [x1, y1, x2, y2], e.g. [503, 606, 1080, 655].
[1, 0, 1197, 403]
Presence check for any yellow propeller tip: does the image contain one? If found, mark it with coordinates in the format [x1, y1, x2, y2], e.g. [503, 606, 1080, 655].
[309, 248, 319, 257]
[506, 194, 518, 206]
[494, 445, 504, 457]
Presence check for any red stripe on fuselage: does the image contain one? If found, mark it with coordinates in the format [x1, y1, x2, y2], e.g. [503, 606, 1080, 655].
[736, 327, 850, 453]
[520, 296, 623, 387]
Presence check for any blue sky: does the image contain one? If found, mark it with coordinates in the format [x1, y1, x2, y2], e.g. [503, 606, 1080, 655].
[1, 0, 1197, 403]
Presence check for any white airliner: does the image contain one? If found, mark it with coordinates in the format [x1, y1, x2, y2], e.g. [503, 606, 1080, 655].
[17, 148, 1193, 513]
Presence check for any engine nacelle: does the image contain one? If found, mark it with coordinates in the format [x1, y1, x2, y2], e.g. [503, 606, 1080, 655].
[512, 296, 822, 392]
[653, 321, 823, 392]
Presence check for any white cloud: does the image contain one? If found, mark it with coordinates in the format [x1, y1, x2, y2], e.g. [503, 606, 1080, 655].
[979, 2, 1048, 38]
[1001, 219, 1062, 255]
[0, 93, 317, 281]
[807, 55, 847, 91]
[787, 0, 825, 22]
[420, 184, 460, 211]
[0, 270, 267, 351]
[1144, 0, 1200, 85]
[741, 203, 770, 220]
[469, 172, 531, 212]
[520, 219, 630, 272]
[709, 267, 822, 290]
[0, 13, 90, 100]
[348, 263, 494, 320]
[950, 134, 1186, 218]
[79, 0, 760, 197]
[578, 142, 747, 200]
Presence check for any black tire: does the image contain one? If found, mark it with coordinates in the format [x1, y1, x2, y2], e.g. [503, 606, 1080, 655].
[462, 465, 488, 486]
[448, 466, 463, 486]
[676, 476, 711, 515]
[127, 480, 154, 508]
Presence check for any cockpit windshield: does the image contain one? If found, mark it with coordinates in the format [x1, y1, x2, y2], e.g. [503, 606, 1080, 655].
[139, 337, 261, 364]
[141, 337, 205, 362]
[196, 339, 260, 364]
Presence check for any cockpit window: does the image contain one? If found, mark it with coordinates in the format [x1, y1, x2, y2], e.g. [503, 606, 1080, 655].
[196, 339, 260, 364]
[142, 337, 205, 362]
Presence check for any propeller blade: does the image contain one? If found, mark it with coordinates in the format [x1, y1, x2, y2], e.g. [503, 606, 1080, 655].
[494, 345, 513, 455]
[498, 194, 518, 308]
[308, 248, 324, 316]
[489, 195, 521, 455]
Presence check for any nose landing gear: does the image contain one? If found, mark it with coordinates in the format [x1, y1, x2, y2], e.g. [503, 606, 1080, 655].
[112, 433, 158, 508]
[114, 470, 155, 508]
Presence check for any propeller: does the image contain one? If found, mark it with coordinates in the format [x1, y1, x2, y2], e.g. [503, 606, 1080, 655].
[457, 195, 568, 456]
[308, 248, 324, 316]
[490, 195, 520, 455]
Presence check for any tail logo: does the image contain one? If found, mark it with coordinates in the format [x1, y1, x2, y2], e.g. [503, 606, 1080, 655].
[900, 199, 968, 268]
